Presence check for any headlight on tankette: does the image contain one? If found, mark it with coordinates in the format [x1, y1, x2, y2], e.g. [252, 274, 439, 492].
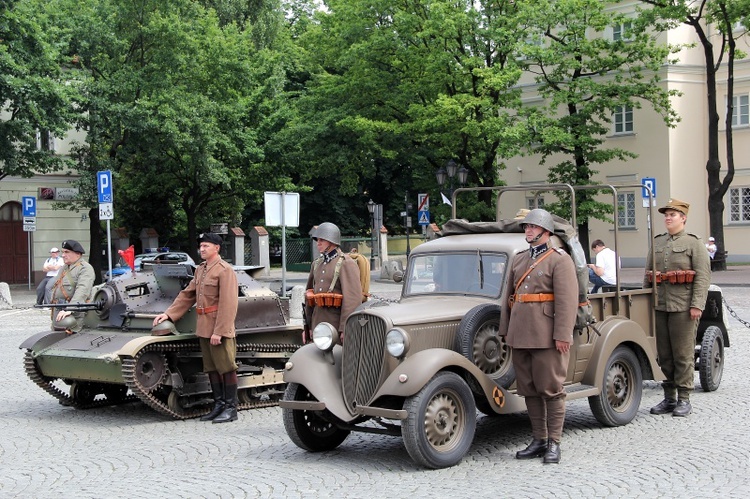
[386, 328, 410, 358]
[312, 322, 339, 351]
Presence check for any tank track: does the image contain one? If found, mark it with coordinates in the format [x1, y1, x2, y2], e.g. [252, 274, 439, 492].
[23, 349, 139, 409]
[121, 340, 300, 420]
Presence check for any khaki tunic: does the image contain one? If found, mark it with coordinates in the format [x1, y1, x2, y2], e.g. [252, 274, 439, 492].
[500, 247, 579, 348]
[305, 250, 362, 333]
[643, 230, 711, 312]
[50, 258, 96, 331]
[164, 258, 238, 339]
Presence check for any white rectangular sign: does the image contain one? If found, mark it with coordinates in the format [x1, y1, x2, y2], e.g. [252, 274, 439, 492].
[264, 192, 300, 227]
[99, 202, 114, 220]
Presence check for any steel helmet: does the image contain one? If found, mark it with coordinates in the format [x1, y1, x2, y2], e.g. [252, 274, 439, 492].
[522, 209, 555, 234]
[312, 222, 341, 246]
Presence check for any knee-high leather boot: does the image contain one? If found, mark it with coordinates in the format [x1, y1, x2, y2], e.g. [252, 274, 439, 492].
[200, 371, 225, 422]
[544, 397, 565, 464]
[516, 397, 548, 459]
[213, 371, 238, 424]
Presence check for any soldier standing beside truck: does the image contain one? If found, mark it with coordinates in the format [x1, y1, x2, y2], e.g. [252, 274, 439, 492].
[304, 222, 361, 342]
[500, 209, 578, 464]
[153, 233, 240, 424]
[644, 199, 711, 417]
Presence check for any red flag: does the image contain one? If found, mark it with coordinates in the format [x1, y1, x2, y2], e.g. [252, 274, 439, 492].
[118, 245, 135, 272]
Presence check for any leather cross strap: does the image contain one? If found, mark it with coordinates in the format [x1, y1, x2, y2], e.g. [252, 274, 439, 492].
[196, 305, 219, 315]
[509, 249, 556, 309]
[514, 293, 555, 303]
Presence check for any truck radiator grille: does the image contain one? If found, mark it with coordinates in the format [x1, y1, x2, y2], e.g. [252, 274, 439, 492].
[342, 313, 388, 413]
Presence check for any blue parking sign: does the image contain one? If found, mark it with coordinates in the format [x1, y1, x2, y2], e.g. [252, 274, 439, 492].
[97, 170, 113, 203]
[22, 196, 36, 217]
[641, 177, 656, 199]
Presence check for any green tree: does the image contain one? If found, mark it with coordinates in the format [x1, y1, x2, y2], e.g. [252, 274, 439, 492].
[640, 0, 749, 270]
[48, 0, 290, 263]
[0, 0, 79, 181]
[516, 0, 679, 252]
[278, 0, 530, 231]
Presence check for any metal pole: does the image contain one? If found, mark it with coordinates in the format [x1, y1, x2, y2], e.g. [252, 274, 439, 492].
[370, 213, 376, 268]
[106, 219, 112, 281]
[27, 232, 32, 290]
[281, 192, 286, 296]
[404, 193, 411, 258]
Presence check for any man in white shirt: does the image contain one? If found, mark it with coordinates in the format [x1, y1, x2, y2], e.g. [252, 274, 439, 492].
[36, 247, 63, 305]
[587, 239, 618, 293]
[705, 237, 717, 259]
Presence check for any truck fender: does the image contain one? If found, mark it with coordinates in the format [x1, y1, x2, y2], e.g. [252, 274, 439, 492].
[282, 344, 356, 423]
[372, 348, 528, 414]
[582, 317, 664, 386]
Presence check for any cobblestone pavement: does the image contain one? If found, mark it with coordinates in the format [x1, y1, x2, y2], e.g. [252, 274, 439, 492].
[1, 280, 749, 498]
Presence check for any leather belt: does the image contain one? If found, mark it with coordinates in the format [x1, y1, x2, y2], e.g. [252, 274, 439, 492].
[513, 293, 555, 303]
[196, 305, 219, 315]
[646, 270, 696, 284]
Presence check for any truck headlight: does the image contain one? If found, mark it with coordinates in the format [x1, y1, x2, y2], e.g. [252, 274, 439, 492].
[386, 328, 409, 358]
[312, 322, 339, 352]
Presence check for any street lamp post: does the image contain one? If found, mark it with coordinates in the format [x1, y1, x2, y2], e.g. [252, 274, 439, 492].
[403, 192, 412, 258]
[436, 159, 469, 201]
[367, 199, 376, 268]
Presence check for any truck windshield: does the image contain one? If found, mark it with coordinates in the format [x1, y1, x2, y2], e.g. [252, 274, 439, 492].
[403, 252, 507, 298]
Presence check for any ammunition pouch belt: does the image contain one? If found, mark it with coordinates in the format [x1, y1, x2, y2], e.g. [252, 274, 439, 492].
[646, 270, 696, 285]
[307, 292, 344, 308]
[509, 293, 555, 308]
[196, 305, 219, 315]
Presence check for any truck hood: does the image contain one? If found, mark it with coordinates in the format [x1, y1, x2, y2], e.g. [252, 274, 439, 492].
[366, 295, 491, 326]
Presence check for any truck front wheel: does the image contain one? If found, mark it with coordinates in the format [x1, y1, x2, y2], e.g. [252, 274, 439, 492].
[282, 383, 350, 452]
[402, 372, 476, 469]
[455, 303, 515, 389]
[588, 346, 643, 427]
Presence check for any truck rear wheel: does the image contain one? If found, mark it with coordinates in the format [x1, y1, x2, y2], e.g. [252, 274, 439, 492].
[588, 346, 642, 427]
[455, 303, 515, 389]
[282, 383, 350, 452]
[698, 326, 724, 392]
[402, 372, 476, 469]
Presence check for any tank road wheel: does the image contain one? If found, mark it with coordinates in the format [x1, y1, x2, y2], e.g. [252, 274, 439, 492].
[103, 385, 128, 403]
[588, 346, 643, 427]
[282, 383, 350, 452]
[455, 304, 515, 389]
[402, 372, 476, 469]
[134, 352, 167, 391]
[167, 391, 187, 416]
[699, 326, 724, 392]
[70, 382, 97, 405]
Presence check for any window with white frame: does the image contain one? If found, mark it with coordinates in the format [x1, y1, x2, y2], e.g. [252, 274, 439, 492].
[613, 21, 633, 41]
[729, 187, 750, 222]
[527, 197, 545, 210]
[36, 130, 56, 151]
[617, 192, 636, 228]
[731, 95, 749, 127]
[613, 105, 634, 134]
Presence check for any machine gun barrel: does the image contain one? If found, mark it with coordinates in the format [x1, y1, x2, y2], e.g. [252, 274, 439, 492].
[35, 301, 104, 311]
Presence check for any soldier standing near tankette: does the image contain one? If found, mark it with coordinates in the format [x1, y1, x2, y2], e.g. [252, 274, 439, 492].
[304, 222, 362, 342]
[153, 233, 239, 424]
[500, 209, 579, 464]
[644, 198, 711, 417]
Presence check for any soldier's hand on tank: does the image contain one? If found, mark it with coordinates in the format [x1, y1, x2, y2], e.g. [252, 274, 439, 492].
[153, 313, 169, 326]
[210, 333, 222, 346]
[56, 310, 71, 322]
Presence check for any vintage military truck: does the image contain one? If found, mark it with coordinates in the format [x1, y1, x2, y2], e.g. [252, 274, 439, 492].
[279, 184, 729, 468]
[20, 264, 303, 419]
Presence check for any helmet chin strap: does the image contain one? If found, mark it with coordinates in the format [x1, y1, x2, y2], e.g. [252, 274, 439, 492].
[528, 231, 546, 244]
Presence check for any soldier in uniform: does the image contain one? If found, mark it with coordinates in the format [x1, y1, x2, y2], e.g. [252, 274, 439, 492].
[153, 233, 240, 423]
[644, 198, 711, 417]
[500, 209, 578, 464]
[304, 222, 362, 342]
[50, 240, 96, 333]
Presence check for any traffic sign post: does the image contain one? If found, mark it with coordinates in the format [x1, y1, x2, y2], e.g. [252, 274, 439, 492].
[97, 171, 114, 280]
[22, 196, 37, 289]
[641, 177, 656, 208]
